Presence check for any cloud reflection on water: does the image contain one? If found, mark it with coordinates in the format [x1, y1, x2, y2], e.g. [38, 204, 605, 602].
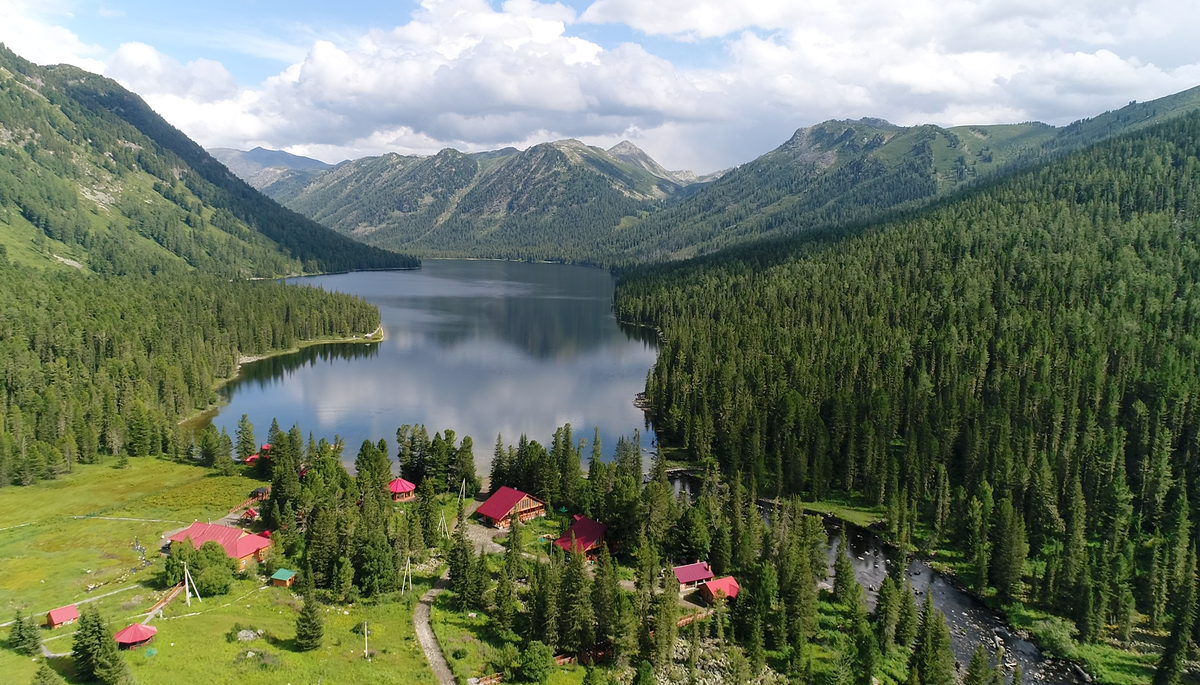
[208, 261, 658, 469]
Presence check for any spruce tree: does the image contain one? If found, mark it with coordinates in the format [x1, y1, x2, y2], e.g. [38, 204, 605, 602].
[990, 498, 1027, 603]
[834, 528, 859, 605]
[875, 574, 900, 651]
[560, 546, 594, 653]
[9, 610, 40, 656]
[494, 564, 515, 634]
[896, 578, 920, 649]
[1152, 550, 1196, 685]
[294, 596, 324, 651]
[29, 664, 68, 685]
[852, 607, 880, 685]
[418, 476, 438, 548]
[592, 544, 619, 645]
[72, 606, 106, 682]
[964, 644, 992, 685]
[967, 496, 988, 592]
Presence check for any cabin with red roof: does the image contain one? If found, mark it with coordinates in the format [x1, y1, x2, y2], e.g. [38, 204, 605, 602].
[700, 576, 740, 604]
[476, 486, 546, 528]
[673, 561, 715, 591]
[46, 605, 79, 629]
[167, 521, 272, 570]
[388, 477, 417, 502]
[554, 514, 608, 555]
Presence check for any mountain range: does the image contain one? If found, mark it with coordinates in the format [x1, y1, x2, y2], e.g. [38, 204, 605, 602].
[0, 46, 416, 276]
[222, 86, 1200, 266]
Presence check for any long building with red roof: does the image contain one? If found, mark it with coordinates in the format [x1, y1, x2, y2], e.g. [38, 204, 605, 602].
[46, 605, 78, 629]
[673, 561, 715, 590]
[476, 486, 546, 528]
[167, 521, 271, 570]
[554, 514, 608, 555]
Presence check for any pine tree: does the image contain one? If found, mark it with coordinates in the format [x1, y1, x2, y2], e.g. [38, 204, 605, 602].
[990, 497, 1028, 603]
[295, 596, 324, 651]
[964, 644, 992, 685]
[896, 578, 919, 648]
[29, 664, 68, 685]
[235, 414, 256, 460]
[490, 433, 508, 492]
[72, 605, 107, 682]
[875, 574, 900, 651]
[967, 496, 989, 592]
[834, 528, 859, 605]
[494, 564, 515, 634]
[418, 476, 438, 548]
[8, 610, 40, 656]
[592, 544, 618, 645]
[853, 608, 880, 685]
[1152, 550, 1196, 685]
[560, 546, 595, 653]
[653, 584, 679, 671]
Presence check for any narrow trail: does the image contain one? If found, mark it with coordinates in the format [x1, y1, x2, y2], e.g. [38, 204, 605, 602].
[414, 573, 455, 685]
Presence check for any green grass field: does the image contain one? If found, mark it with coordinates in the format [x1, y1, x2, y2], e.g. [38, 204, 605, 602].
[0, 457, 441, 685]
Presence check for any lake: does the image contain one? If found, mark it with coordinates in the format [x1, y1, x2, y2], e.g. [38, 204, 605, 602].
[204, 260, 659, 470]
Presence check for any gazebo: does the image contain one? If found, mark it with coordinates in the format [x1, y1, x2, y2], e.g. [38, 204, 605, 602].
[388, 478, 417, 502]
[114, 623, 157, 649]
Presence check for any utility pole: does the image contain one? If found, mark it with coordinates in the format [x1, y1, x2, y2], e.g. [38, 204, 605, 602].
[363, 621, 369, 662]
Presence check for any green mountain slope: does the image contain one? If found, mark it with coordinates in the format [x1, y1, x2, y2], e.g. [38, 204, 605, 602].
[615, 108, 1200, 661]
[0, 45, 416, 275]
[260, 139, 680, 263]
[266, 86, 1200, 266]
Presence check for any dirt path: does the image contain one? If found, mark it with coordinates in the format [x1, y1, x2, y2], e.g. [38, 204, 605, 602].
[414, 574, 455, 685]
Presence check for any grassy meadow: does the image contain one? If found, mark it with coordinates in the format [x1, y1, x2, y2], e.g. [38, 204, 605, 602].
[0, 457, 440, 685]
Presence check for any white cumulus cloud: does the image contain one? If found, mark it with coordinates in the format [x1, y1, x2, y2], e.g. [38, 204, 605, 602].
[1, 0, 1199, 172]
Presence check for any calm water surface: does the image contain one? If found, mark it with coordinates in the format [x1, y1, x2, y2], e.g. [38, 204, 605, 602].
[206, 261, 658, 468]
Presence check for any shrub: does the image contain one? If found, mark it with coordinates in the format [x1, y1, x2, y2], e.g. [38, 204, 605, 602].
[1030, 617, 1077, 658]
[520, 640, 554, 684]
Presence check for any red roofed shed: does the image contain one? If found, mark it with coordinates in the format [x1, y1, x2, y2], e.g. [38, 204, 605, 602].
[700, 576, 740, 604]
[114, 623, 157, 649]
[168, 521, 272, 570]
[388, 477, 417, 502]
[673, 561, 715, 590]
[554, 515, 608, 555]
[476, 486, 545, 528]
[46, 605, 79, 629]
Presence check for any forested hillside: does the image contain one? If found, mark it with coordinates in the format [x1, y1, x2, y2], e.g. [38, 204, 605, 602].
[0, 45, 416, 275]
[616, 110, 1200, 651]
[266, 87, 1200, 266]
[0, 248, 380, 486]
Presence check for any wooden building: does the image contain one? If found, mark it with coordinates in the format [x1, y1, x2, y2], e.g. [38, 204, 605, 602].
[271, 569, 296, 587]
[476, 486, 546, 528]
[114, 623, 157, 650]
[554, 515, 608, 556]
[673, 561, 715, 591]
[700, 576, 740, 603]
[388, 477, 417, 502]
[46, 605, 79, 629]
[167, 521, 272, 571]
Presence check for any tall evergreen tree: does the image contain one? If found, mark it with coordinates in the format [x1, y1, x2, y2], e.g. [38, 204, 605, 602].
[294, 596, 325, 651]
[1152, 550, 1196, 685]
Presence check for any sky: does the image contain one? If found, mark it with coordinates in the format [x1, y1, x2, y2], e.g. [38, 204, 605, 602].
[2, 0, 1199, 173]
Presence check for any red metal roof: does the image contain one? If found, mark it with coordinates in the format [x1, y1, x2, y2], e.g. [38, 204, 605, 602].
[243, 454, 259, 464]
[47, 605, 78, 625]
[702, 576, 740, 600]
[113, 623, 157, 644]
[673, 561, 714, 585]
[476, 486, 531, 521]
[168, 521, 269, 560]
[388, 478, 416, 494]
[261, 443, 272, 451]
[554, 515, 608, 553]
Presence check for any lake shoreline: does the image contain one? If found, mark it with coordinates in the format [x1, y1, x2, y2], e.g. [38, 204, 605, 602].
[178, 324, 386, 430]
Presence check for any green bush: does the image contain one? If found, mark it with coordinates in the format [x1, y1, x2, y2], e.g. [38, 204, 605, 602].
[520, 640, 554, 684]
[1030, 617, 1077, 658]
